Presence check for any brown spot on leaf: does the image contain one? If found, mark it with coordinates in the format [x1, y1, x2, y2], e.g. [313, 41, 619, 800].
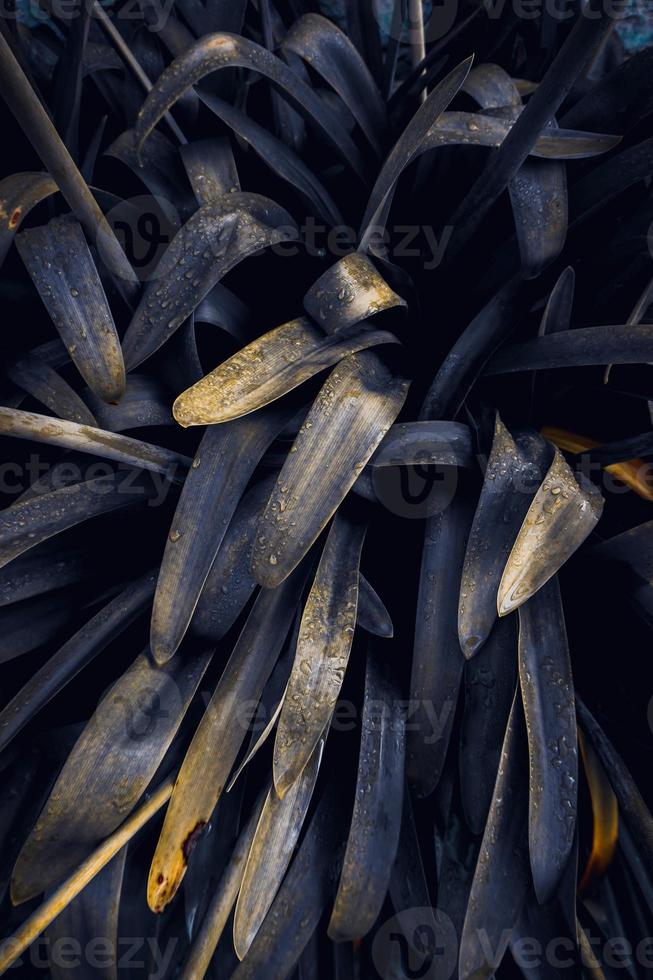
[182, 821, 207, 863]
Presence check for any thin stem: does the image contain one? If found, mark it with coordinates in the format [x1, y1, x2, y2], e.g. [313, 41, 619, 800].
[92, 2, 187, 145]
[0, 777, 174, 975]
[408, 0, 426, 101]
[0, 29, 139, 303]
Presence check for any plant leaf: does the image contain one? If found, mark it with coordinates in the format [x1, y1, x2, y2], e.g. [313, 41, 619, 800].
[498, 447, 603, 615]
[273, 509, 366, 798]
[196, 90, 344, 227]
[303, 253, 407, 335]
[151, 405, 293, 664]
[234, 740, 323, 959]
[458, 417, 552, 656]
[357, 573, 393, 637]
[0, 474, 156, 571]
[251, 351, 409, 588]
[459, 691, 530, 980]
[11, 646, 212, 904]
[486, 324, 653, 375]
[328, 651, 405, 941]
[122, 193, 298, 370]
[282, 13, 387, 154]
[173, 317, 399, 426]
[0, 570, 158, 754]
[519, 577, 578, 904]
[180, 136, 240, 205]
[0, 407, 190, 480]
[407, 489, 472, 798]
[0, 172, 57, 267]
[147, 558, 311, 913]
[16, 216, 126, 403]
[7, 354, 98, 427]
[460, 615, 517, 835]
[133, 33, 368, 181]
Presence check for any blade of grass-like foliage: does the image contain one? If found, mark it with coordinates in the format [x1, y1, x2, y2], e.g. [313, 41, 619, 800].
[419, 277, 522, 421]
[561, 44, 653, 132]
[509, 155, 567, 279]
[0, 474, 155, 571]
[458, 418, 551, 656]
[234, 741, 323, 958]
[328, 652, 404, 941]
[93, 1, 189, 148]
[51, 0, 91, 159]
[147, 559, 310, 913]
[569, 135, 653, 229]
[0, 172, 57, 266]
[178, 791, 267, 980]
[486, 324, 653, 375]
[11, 645, 212, 904]
[105, 129, 194, 219]
[498, 448, 603, 615]
[7, 355, 97, 427]
[190, 476, 275, 644]
[282, 14, 387, 155]
[0, 777, 174, 974]
[423, 113, 619, 159]
[579, 731, 618, 892]
[133, 33, 367, 181]
[407, 490, 471, 798]
[46, 846, 126, 980]
[0, 407, 189, 480]
[519, 578, 578, 903]
[173, 317, 398, 426]
[357, 573, 393, 637]
[15, 452, 92, 503]
[151, 406, 293, 664]
[590, 519, 653, 577]
[462, 63, 521, 108]
[0, 31, 138, 302]
[16, 216, 126, 403]
[460, 615, 517, 836]
[226, 615, 299, 793]
[195, 281, 252, 341]
[0, 570, 157, 753]
[529, 266, 575, 418]
[389, 787, 438, 940]
[84, 375, 173, 431]
[274, 510, 366, 798]
[576, 696, 653, 876]
[0, 592, 76, 663]
[303, 254, 407, 334]
[541, 427, 653, 502]
[231, 783, 348, 980]
[183, 782, 247, 948]
[252, 352, 409, 588]
[196, 91, 344, 226]
[0, 544, 90, 608]
[369, 420, 475, 468]
[121, 193, 297, 370]
[459, 692, 530, 980]
[444, 1, 623, 260]
[359, 56, 473, 248]
[174, 0, 247, 37]
[180, 137, 240, 204]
